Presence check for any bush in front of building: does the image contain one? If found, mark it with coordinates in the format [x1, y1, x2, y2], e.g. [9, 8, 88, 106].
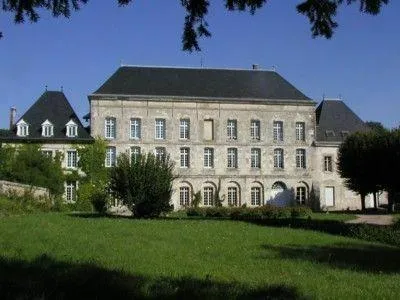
[110, 152, 176, 218]
[185, 205, 312, 220]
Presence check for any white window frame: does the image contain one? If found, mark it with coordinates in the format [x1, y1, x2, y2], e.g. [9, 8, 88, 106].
[155, 147, 166, 161]
[66, 120, 78, 138]
[66, 181, 77, 202]
[203, 186, 214, 206]
[227, 187, 238, 206]
[16, 119, 29, 137]
[41, 120, 54, 137]
[227, 119, 237, 140]
[204, 148, 214, 168]
[179, 119, 190, 140]
[66, 150, 77, 169]
[273, 121, 283, 142]
[296, 149, 306, 169]
[130, 118, 141, 140]
[42, 150, 53, 158]
[179, 186, 190, 206]
[296, 122, 305, 141]
[105, 117, 116, 139]
[251, 187, 261, 206]
[273, 148, 284, 169]
[180, 147, 190, 168]
[251, 148, 261, 168]
[250, 119, 260, 140]
[130, 146, 141, 163]
[155, 118, 166, 140]
[296, 186, 307, 205]
[324, 156, 333, 172]
[105, 146, 116, 167]
[227, 148, 238, 168]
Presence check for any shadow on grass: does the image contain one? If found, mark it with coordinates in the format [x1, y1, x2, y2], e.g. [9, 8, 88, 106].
[0, 254, 308, 300]
[261, 243, 400, 274]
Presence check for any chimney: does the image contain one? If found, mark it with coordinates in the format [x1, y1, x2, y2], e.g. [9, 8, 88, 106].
[252, 64, 259, 70]
[9, 107, 16, 129]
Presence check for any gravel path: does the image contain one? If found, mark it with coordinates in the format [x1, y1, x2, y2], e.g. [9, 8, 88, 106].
[346, 214, 394, 226]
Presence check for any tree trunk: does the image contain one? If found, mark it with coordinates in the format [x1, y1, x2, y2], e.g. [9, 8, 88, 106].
[388, 190, 394, 213]
[360, 194, 366, 212]
[373, 192, 377, 209]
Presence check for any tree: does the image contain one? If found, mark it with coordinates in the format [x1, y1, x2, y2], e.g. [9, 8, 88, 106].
[1, 0, 390, 51]
[76, 137, 109, 212]
[109, 152, 176, 217]
[366, 121, 387, 134]
[0, 144, 64, 197]
[337, 132, 378, 211]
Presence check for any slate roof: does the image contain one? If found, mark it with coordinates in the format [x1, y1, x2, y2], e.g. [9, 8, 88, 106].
[92, 66, 312, 102]
[0, 91, 93, 143]
[315, 100, 368, 143]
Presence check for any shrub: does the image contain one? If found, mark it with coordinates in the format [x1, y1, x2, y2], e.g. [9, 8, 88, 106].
[75, 183, 94, 212]
[290, 206, 313, 218]
[110, 153, 176, 218]
[91, 190, 109, 214]
[186, 207, 206, 217]
[192, 191, 202, 208]
[204, 207, 229, 218]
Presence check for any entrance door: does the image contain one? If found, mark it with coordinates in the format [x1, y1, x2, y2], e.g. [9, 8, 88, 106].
[325, 187, 335, 207]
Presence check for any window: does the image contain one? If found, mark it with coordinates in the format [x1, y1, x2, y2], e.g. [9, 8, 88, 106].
[41, 120, 54, 137]
[180, 187, 190, 206]
[16, 119, 29, 137]
[227, 148, 238, 168]
[66, 181, 77, 202]
[66, 120, 78, 137]
[251, 148, 261, 168]
[155, 118, 166, 140]
[203, 186, 214, 206]
[325, 130, 335, 137]
[296, 186, 307, 205]
[296, 122, 305, 141]
[130, 146, 141, 163]
[204, 148, 214, 168]
[130, 118, 141, 139]
[155, 147, 166, 161]
[180, 148, 190, 168]
[42, 150, 53, 158]
[105, 146, 116, 167]
[227, 119, 237, 140]
[105, 117, 116, 139]
[203, 119, 214, 141]
[227, 187, 238, 206]
[250, 120, 260, 140]
[296, 149, 306, 169]
[251, 187, 261, 206]
[67, 150, 77, 168]
[180, 119, 190, 139]
[324, 156, 333, 172]
[273, 148, 284, 169]
[273, 121, 283, 141]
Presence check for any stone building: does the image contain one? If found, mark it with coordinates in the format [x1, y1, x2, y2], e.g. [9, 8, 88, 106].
[0, 91, 93, 201]
[88, 65, 371, 210]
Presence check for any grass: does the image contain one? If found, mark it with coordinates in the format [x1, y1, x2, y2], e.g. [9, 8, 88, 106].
[0, 213, 400, 299]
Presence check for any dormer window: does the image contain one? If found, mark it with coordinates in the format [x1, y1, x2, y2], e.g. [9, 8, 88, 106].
[341, 131, 350, 139]
[66, 120, 78, 137]
[16, 119, 29, 137]
[42, 120, 54, 137]
[325, 130, 335, 137]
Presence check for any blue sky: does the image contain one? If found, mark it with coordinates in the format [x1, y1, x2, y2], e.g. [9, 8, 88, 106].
[0, 1, 398, 129]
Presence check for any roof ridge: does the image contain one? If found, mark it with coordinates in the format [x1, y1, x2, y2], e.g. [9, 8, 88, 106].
[119, 64, 276, 72]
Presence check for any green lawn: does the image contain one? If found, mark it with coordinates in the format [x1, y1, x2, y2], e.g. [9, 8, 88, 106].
[0, 213, 399, 299]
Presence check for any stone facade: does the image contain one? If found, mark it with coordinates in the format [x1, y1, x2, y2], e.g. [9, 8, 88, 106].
[90, 97, 318, 209]
[0, 180, 50, 199]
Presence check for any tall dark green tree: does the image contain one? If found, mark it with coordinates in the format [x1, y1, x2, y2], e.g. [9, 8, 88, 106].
[337, 132, 378, 211]
[1, 0, 390, 51]
[109, 152, 176, 217]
